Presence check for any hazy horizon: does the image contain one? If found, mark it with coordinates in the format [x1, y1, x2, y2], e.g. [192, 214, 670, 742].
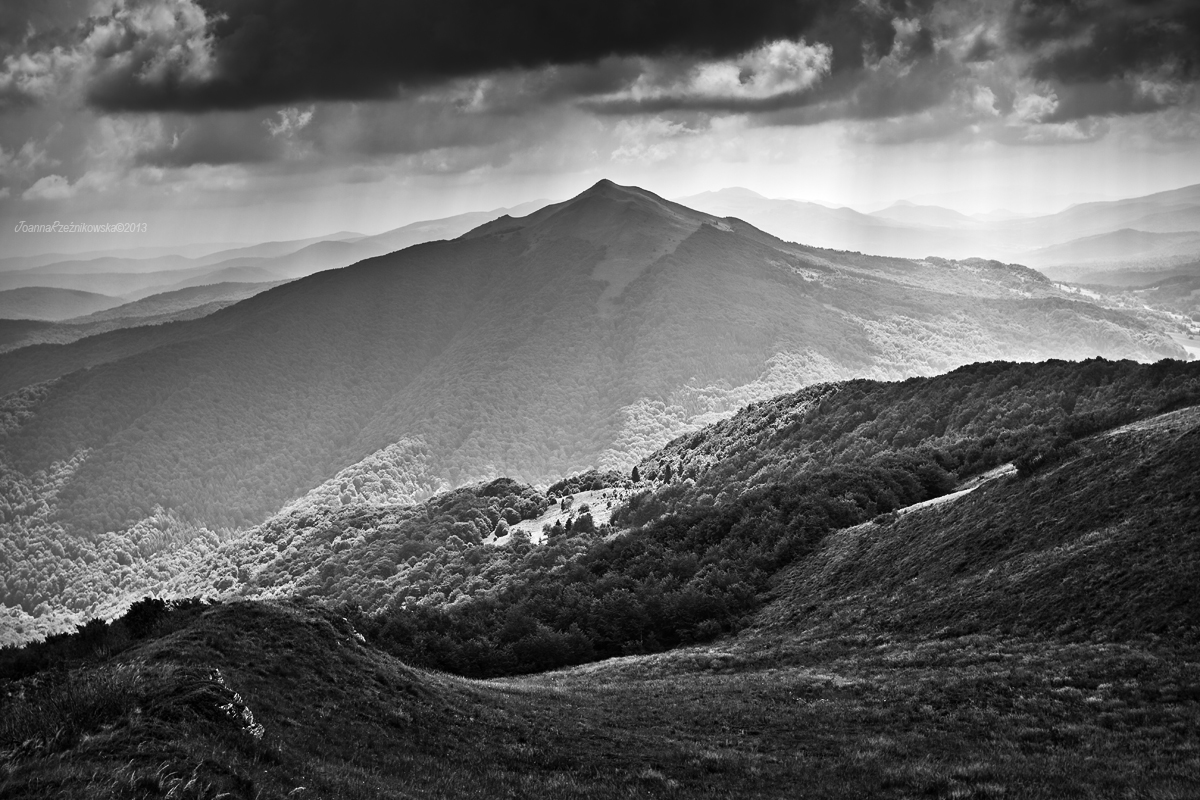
[1, 175, 1194, 260]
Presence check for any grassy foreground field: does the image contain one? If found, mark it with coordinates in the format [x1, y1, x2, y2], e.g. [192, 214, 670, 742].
[2, 599, 1198, 799]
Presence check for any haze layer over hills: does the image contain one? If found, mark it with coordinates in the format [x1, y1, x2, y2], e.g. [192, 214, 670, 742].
[0, 281, 288, 354]
[0, 202, 547, 301]
[0, 181, 1189, 639]
[0, 287, 122, 321]
[679, 182, 1200, 286]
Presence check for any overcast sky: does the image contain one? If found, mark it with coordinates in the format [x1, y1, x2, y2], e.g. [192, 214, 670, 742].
[1, 0, 1198, 253]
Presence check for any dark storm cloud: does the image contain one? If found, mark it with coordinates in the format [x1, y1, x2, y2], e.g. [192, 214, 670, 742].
[750, 49, 966, 126]
[1010, 0, 1200, 84]
[1045, 80, 1184, 121]
[0, 0, 94, 110]
[4, 0, 1196, 176]
[1000, 0, 1200, 121]
[78, 0, 935, 112]
[964, 31, 1000, 63]
[583, 7, 951, 117]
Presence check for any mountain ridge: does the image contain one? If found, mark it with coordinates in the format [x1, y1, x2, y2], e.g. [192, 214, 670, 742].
[0, 287, 122, 321]
[678, 182, 1200, 267]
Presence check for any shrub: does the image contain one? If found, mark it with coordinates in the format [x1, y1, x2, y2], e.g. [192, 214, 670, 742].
[1015, 437, 1082, 478]
[120, 597, 169, 639]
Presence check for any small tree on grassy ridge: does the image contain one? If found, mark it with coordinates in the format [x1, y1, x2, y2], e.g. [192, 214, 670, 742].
[121, 597, 168, 639]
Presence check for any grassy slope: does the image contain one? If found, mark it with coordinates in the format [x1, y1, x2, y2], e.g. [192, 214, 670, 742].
[755, 405, 1200, 643]
[2, 605, 1196, 798]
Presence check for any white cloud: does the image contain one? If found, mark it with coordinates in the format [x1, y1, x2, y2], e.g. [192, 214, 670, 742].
[265, 106, 316, 138]
[888, 17, 924, 62]
[608, 39, 832, 106]
[1136, 77, 1191, 107]
[22, 173, 74, 200]
[0, 46, 87, 103]
[971, 86, 998, 116]
[1013, 91, 1058, 123]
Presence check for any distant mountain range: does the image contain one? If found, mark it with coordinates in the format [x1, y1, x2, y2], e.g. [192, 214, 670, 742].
[869, 200, 982, 228]
[5, 183, 1200, 305]
[0, 180, 1188, 638]
[0, 281, 289, 354]
[0, 202, 547, 300]
[0, 287, 123, 321]
[677, 182, 1200, 284]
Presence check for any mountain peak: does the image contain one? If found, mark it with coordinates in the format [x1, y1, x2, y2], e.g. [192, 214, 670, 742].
[465, 179, 711, 241]
[576, 178, 650, 202]
[718, 187, 768, 200]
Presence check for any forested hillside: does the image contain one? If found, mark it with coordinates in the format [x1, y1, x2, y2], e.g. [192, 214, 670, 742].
[0, 182, 1189, 641]
[633, 357, 1200, 513]
[104, 358, 1198, 676]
